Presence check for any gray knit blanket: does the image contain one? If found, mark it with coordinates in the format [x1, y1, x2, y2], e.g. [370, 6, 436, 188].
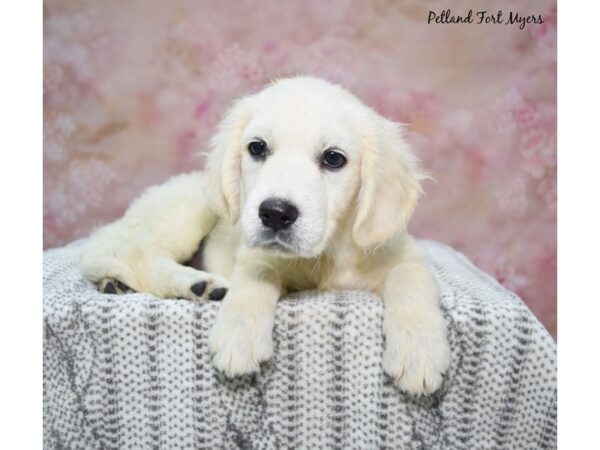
[43, 239, 556, 450]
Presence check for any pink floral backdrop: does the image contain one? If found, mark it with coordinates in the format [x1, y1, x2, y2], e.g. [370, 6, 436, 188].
[43, 0, 557, 337]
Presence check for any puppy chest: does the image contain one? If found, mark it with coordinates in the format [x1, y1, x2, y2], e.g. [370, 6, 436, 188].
[282, 257, 382, 294]
[326, 254, 390, 294]
[326, 267, 377, 292]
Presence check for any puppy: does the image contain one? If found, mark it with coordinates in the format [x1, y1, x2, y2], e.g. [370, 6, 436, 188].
[80, 76, 451, 395]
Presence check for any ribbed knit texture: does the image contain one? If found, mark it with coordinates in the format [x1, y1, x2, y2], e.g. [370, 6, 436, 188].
[43, 240, 556, 449]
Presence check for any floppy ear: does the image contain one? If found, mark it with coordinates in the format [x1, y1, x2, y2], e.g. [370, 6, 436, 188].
[352, 116, 425, 249]
[202, 97, 253, 223]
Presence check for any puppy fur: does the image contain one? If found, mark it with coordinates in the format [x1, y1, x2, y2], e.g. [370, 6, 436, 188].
[79, 76, 451, 395]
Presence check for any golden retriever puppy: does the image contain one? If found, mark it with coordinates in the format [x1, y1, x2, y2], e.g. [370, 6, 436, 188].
[79, 76, 451, 395]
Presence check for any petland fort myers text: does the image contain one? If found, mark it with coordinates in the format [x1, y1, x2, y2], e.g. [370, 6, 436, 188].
[428, 10, 545, 30]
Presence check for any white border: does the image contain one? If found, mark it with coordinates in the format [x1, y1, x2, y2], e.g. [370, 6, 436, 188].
[558, 0, 600, 447]
[0, 1, 42, 448]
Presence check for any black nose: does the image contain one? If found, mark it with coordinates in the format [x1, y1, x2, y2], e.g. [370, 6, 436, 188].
[259, 198, 299, 232]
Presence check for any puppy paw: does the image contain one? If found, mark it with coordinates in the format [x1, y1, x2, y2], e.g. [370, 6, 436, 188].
[208, 304, 274, 377]
[185, 274, 230, 302]
[98, 278, 135, 295]
[164, 268, 229, 302]
[383, 323, 451, 395]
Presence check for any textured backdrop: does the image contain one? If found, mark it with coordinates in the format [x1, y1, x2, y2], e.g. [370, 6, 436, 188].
[43, 0, 557, 336]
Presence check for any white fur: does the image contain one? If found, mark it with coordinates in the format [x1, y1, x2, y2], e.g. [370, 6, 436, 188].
[79, 76, 451, 395]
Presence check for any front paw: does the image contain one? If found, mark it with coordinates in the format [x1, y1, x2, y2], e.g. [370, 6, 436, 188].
[208, 304, 274, 377]
[383, 323, 451, 395]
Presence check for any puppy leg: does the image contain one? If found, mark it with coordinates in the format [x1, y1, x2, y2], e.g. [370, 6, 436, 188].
[209, 252, 281, 376]
[79, 172, 223, 300]
[382, 244, 451, 395]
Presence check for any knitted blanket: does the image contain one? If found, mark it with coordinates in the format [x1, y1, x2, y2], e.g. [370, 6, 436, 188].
[43, 240, 556, 450]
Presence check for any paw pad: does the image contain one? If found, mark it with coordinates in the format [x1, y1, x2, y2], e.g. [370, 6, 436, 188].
[208, 288, 227, 301]
[115, 280, 132, 293]
[99, 279, 134, 295]
[191, 281, 207, 296]
[103, 282, 117, 294]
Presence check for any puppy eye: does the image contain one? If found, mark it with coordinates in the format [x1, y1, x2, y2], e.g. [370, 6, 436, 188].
[321, 149, 347, 169]
[248, 140, 268, 159]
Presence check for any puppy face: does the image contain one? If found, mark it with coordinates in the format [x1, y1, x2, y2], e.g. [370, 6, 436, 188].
[238, 83, 363, 257]
[204, 77, 424, 257]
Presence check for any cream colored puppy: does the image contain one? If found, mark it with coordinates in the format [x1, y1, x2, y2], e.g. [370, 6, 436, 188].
[80, 76, 451, 395]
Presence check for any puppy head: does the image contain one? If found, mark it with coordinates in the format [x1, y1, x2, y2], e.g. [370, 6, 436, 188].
[204, 76, 424, 257]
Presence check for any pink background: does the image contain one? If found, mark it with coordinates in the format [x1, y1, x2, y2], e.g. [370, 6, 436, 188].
[43, 0, 557, 337]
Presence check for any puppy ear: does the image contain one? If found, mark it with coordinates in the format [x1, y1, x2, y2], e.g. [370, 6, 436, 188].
[353, 116, 425, 249]
[203, 97, 253, 223]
